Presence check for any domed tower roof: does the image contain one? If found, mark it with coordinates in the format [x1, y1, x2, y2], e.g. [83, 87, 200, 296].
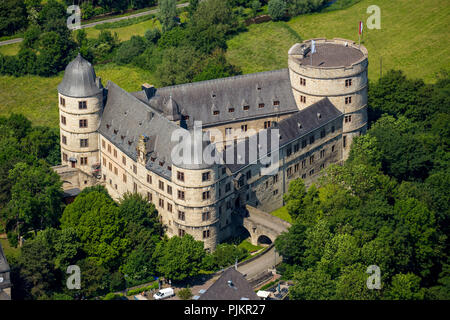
[58, 53, 102, 98]
[164, 95, 181, 121]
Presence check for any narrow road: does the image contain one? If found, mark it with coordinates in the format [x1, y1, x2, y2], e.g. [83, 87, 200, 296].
[237, 246, 282, 280]
[0, 2, 190, 47]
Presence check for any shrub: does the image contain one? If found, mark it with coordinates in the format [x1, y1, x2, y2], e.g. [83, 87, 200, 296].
[113, 35, 148, 65]
[144, 28, 161, 44]
[177, 287, 193, 300]
[103, 293, 124, 300]
[268, 0, 287, 21]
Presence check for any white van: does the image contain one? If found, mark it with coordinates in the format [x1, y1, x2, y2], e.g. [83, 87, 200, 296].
[153, 288, 174, 300]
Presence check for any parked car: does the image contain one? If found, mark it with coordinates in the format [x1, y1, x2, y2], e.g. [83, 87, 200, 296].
[153, 288, 174, 300]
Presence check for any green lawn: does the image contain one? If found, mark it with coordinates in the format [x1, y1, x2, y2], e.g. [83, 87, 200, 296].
[270, 206, 292, 224]
[227, 0, 450, 83]
[85, 17, 162, 41]
[0, 64, 157, 127]
[0, 42, 20, 56]
[0, 238, 20, 261]
[238, 239, 263, 253]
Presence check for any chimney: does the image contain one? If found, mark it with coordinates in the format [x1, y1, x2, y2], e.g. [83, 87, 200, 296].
[142, 83, 156, 99]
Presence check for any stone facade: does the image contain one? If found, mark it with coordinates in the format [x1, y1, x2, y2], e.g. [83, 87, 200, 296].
[55, 39, 368, 251]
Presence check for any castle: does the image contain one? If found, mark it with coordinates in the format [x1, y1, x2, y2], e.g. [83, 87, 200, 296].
[55, 38, 368, 251]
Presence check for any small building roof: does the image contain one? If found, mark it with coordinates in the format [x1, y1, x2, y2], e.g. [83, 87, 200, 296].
[294, 42, 365, 68]
[199, 268, 260, 300]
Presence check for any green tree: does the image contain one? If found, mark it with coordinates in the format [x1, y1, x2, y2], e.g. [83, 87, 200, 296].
[0, 0, 27, 37]
[251, 0, 261, 17]
[158, 0, 177, 33]
[268, 0, 286, 21]
[290, 268, 336, 300]
[385, 273, 425, 300]
[153, 235, 206, 281]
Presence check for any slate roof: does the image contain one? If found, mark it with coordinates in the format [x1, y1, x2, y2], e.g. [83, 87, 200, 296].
[199, 268, 260, 300]
[58, 53, 103, 98]
[225, 98, 342, 173]
[99, 81, 188, 178]
[133, 69, 298, 127]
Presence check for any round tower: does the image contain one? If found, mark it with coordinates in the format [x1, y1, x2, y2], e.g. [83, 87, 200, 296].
[57, 53, 104, 172]
[288, 38, 368, 159]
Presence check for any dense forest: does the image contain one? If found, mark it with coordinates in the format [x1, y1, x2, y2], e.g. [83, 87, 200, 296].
[276, 70, 450, 299]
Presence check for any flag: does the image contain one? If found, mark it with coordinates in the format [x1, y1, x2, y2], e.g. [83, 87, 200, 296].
[359, 21, 363, 35]
[311, 40, 316, 54]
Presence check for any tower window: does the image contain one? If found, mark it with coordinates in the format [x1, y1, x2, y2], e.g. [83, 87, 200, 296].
[147, 174, 152, 184]
[63, 153, 68, 161]
[345, 96, 352, 104]
[178, 190, 185, 200]
[147, 192, 152, 202]
[79, 119, 88, 128]
[61, 115, 66, 125]
[343, 136, 347, 148]
[300, 95, 306, 103]
[159, 180, 164, 190]
[123, 174, 127, 183]
[202, 191, 210, 200]
[345, 115, 352, 123]
[167, 203, 172, 213]
[178, 229, 185, 237]
[203, 230, 210, 239]
[300, 78, 306, 86]
[80, 157, 88, 165]
[62, 135, 67, 145]
[60, 97, 66, 106]
[345, 79, 352, 87]
[177, 171, 184, 181]
[80, 139, 88, 147]
[178, 211, 185, 221]
[202, 172, 211, 182]
[202, 212, 210, 221]
[167, 185, 172, 195]
[79, 101, 87, 109]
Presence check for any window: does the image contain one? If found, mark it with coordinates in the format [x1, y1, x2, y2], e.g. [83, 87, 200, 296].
[113, 167, 117, 175]
[202, 212, 210, 221]
[177, 171, 184, 181]
[302, 173, 306, 179]
[167, 185, 172, 195]
[202, 171, 211, 182]
[320, 130, 326, 138]
[287, 167, 292, 177]
[147, 192, 152, 202]
[159, 199, 164, 208]
[286, 145, 292, 157]
[80, 157, 88, 165]
[213, 110, 220, 115]
[345, 79, 352, 87]
[202, 191, 210, 200]
[264, 121, 271, 129]
[109, 162, 112, 171]
[273, 174, 278, 183]
[300, 78, 306, 86]
[147, 174, 152, 184]
[309, 135, 315, 144]
[345, 115, 352, 123]
[258, 103, 265, 108]
[203, 230, 210, 239]
[178, 190, 185, 200]
[243, 105, 250, 111]
[345, 96, 352, 104]
[178, 229, 185, 237]
[133, 164, 137, 174]
[294, 143, 299, 153]
[302, 159, 306, 168]
[102, 140, 105, 148]
[63, 153, 68, 161]
[123, 174, 127, 183]
[320, 163, 325, 170]
[167, 203, 172, 213]
[80, 139, 88, 147]
[332, 145, 335, 152]
[225, 128, 232, 135]
[122, 156, 126, 165]
[300, 95, 306, 103]
[159, 180, 164, 191]
[79, 101, 87, 109]
[320, 150, 325, 158]
[331, 125, 335, 133]
[294, 163, 299, 172]
[273, 189, 278, 195]
[113, 149, 117, 158]
[302, 140, 307, 148]
[310, 155, 315, 164]
[178, 211, 185, 221]
[228, 108, 235, 113]
[241, 124, 248, 132]
[133, 182, 137, 192]
[273, 100, 280, 106]
[108, 144, 111, 153]
[225, 183, 231, 192]
[60, 97, 66, 106]
[79, 119, 88, 128]
[62, 135, 67, 145]
[61, 115, 66, 125]
[309, 169, 315, 176]
[343, 136, 347, 148]
[102, 157, 106, 166]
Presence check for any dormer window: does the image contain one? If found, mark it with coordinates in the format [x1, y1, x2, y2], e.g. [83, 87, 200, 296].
[106, 124, 110, 129]
[113, 129, 118, 134]
[243, 105, 250, 111]
[121, 135, 125, 139]
[151, 156, 156, 162]
[258, 103, 265, 108]
[159, 161, 164, 166]
[183, 115, 190, 120]
[128, 140, 132, 145]
[213, 110, 220, 115]
[317, 113, 321, 119]
[273, 100, 280, 106]
[228, 108, 235, 113]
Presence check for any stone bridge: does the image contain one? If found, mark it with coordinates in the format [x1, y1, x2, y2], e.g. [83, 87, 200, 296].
[239, 205, 291, 246]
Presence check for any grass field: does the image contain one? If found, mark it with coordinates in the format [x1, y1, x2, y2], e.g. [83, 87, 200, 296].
[226, 0, 450, 83]
[0, 238, 20, 261]
[270, 206, 293, 224]
[0, 42, 20, 56]
[85, 17, 162, 41]
[238, 239, 263, 253]
[0, 64, 157, 127]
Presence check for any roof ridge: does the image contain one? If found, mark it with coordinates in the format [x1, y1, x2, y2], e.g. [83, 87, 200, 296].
[156, 69, 289, 91]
